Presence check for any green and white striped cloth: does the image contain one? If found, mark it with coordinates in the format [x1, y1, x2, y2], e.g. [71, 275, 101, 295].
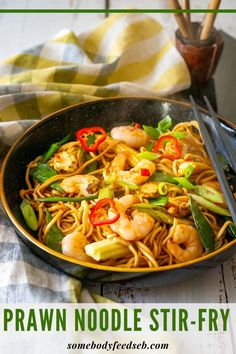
[0, 13, 190, 302]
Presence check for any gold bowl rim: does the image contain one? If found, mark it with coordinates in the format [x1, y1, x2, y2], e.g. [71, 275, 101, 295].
[1, 96, 236, 273]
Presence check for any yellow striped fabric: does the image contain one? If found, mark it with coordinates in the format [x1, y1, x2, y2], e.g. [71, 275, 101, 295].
[0, 13, 190, 150]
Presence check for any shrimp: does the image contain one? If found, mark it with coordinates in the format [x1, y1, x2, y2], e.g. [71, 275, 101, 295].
[111, 125, 148, 148]
[118, 159, 156, 186]
[62, 231, 95, 262]
[109, 152, 127, 172]
[51, 151, 78, 173]
[109, 195, 155, 241]
[60, 175, 99, 195]
[166, 224, 203, 263]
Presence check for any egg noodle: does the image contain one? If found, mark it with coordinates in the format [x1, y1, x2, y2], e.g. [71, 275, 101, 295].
[20, 121, 233, 268]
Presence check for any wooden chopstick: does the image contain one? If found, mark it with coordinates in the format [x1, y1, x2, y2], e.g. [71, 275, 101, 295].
[203, 96, 236, 173]
[183, 0, 191, 24]
[182, 0, 194, 38]
[189, 95, 236, 227]
[200, 0, 221, 40]
[168, 0, 193, 39]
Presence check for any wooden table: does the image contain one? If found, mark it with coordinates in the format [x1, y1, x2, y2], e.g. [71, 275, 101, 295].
[1, 0, 236, 303]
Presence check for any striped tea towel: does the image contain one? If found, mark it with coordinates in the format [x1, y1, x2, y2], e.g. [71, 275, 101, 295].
[0, 13, 190, 152]
[0, 13, 190, 302]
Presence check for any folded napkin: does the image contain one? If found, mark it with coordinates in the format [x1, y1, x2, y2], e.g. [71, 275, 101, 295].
[0, 13, 190, 302]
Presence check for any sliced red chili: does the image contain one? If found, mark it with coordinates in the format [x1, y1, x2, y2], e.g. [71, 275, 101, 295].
[152, 135, 181, 160]
[76, 126, 106, 153]
[140, 168, 150, 177]
[135, 123, 141, 129]
[89, 198, 120, 227]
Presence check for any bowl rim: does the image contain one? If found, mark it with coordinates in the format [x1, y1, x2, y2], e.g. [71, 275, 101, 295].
[1, 95, 236, 273]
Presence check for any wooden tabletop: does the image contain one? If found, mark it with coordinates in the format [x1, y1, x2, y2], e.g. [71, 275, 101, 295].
[1, 0, 236, 303]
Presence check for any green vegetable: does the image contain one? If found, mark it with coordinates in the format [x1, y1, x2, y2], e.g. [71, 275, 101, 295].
[148, 196, 168, 207]
[189, 194, 231, 216]
[85, 239, 130, 261]
[83, 151, 98, 174]
[173, 132, 186, 139]
[190, 197, 215, 253]
[157, 182, 168, 195]
[174, 177, 195, 190]
[137, 151, 159, 161]
[224, 217, 236, 238]
[158, 115, 172, 132]
[20, 199, 38, 231]
[195, 185, 225, 204]
[87, 134, 96, 146]
[146, 142, 155, 152]
[41, 134, 71, 163]
[142, 125, 160, 140]
[45, 209, 63, 253]
[180, 162, 195, 179]
[98, 188, 114, 200]
[119, 181, 139, 190]
[149, 172, 178, 185]
[37, 196, 97, 203]
[30, 163, 63, 192]
[134, 204, 173, 224]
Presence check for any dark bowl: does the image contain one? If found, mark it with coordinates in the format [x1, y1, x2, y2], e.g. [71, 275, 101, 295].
[1, 97, 236, 287]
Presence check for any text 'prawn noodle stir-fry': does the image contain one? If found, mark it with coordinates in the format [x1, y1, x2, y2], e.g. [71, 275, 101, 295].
[20, 116, 235, 269]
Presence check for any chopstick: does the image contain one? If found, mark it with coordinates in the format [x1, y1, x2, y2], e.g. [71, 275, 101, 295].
[168, 0, 193, 39]
[182, 0, 194, 38]
[200, 0, 221, 40]
[189, 95, 236, 227]
[203, 96, 236, 173]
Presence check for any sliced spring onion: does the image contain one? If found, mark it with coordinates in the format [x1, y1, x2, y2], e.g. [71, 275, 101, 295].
[142, 125, 160, 140]
[189, 194, 231, 216]
[149, 172, 178, 185]
[174, 177, 195, 190]
[148, 196, 168, 207]
[119, 181, 139, 190]
[98, 187, 114, 200]
[172, 131, 186, 139]
[37, 196, 97, 203]
[180, 162, 195, 179]
[104, 172, 117, 185]
[195, 185, 225, 204]
[158, 115, 172, 132]
[157, 182, 168, 195]
[137, 151, 159, 161]
[190, 197, 215, 253]
[20, 199, 38, 231]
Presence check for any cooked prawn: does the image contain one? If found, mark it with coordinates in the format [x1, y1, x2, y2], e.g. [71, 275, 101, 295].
[167, 224, 203, 263]
[117, 159, 156, 186]
[111, 125, 147, 148]
[51, 151, 78, 173]
[109, 195, 155, 241]
[60, 175, 99, 195]
[109, 152, 127, 172]
[62, 231, 95, 262]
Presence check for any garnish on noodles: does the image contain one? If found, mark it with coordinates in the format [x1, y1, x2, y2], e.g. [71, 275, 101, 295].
[19, 118, 235, 268]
